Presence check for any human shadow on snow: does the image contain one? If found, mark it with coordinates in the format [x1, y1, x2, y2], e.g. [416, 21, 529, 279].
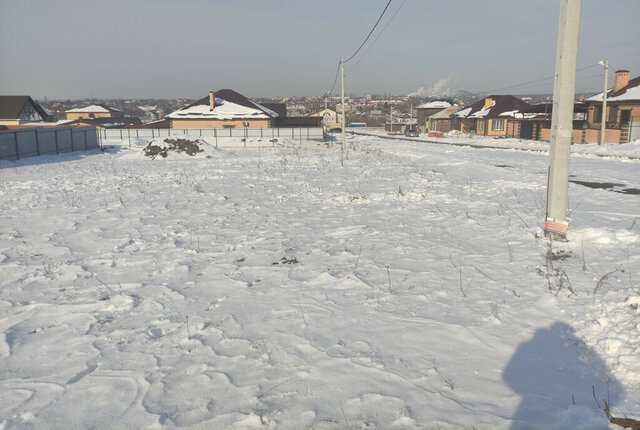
[503, 322, 623, 429]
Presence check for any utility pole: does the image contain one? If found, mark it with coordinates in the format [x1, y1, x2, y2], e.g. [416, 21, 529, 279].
[545, 0, 582, 239]
[599, 59, 608, 145]
[410, 100, 413, 132]
[340, 59, 346, 164]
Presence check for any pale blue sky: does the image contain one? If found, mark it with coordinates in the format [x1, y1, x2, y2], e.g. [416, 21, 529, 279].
[1, 0, 638, 99]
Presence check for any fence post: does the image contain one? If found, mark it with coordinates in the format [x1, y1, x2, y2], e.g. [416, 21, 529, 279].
[54, 129, 59, 154]
[35, 129, 41, 156]
[120, 129, 123, 140]
[14, 132, 20, 160]
[127, 128, 131, 147]
[261, 128, 263, 138]
[84, 128, 88, 149]
[214, 128, 218, 147]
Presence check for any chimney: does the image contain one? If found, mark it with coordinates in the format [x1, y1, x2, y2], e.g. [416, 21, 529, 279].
[484, 97, 493, 110]
[613, 70, 629, 92]
[209, 91, 215, 111]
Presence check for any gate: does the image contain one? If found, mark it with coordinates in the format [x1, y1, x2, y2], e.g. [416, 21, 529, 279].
[520, 121, 534, 140]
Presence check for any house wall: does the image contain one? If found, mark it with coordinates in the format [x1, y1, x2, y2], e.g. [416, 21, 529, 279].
[170, 118, 271, 129]
[428, 119, 453, 133]
[416, 108, 442, 126]
[586, 103, 640, 127]
[0, 120, 21, 126]
[505, 120, 520, 138]
[539, 127, 621, 144]
[485, 119, 508, 137]
[459, 119, 476, 133]
[66, 112, 114, 120]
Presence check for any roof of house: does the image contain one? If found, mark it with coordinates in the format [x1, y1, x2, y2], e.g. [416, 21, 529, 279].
[428, 105, 461, 119]
[167, 89, 279, 120]
[0, 95, 51, 120]
[586, 76, 640, 102]
[73, 117, 142, 128]
[455, 95, 529, 119]
[65, 104, 123, 113]
[417, 100, 452, 110]
[262, 102, 287, 117]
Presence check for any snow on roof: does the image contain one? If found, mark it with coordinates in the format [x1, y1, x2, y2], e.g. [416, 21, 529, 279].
[23, 120, 77, 126]
[586, 81, 640, 102]
[469, 100, 496, 118]
[252, 101, 279, 118]
[166, 99, 270, 120]
[65, 105, 122, 113]
[455, 96, 528, 119]
[167, 89, 280, 120]
[417, 101, 452, 109]
[455, 107, 472, 118]
[429, 105, 461, 119]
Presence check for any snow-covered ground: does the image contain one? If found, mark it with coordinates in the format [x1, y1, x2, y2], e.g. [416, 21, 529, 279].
[1, 134, 638, 429]
[354, 128, 640, 160]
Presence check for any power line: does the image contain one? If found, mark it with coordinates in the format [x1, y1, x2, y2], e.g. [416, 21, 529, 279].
[344, 0, 393, 63]
[327, 62, 341, 96]
[478, 63, 600, 95]
[348, 0, 407, 74]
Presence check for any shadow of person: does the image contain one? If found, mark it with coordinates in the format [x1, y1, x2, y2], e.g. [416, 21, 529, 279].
[503, 322, 623, 429]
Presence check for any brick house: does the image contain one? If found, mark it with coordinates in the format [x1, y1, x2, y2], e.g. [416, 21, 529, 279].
[166, 89, 279, 129]
[0, 96, 53, 126]
[416, 100, 453, 131]
[583, 70, 640, 143]
[454, 95, 529, 137]
[518, 103, 587, 141]
[65, 105, 124, 120]
[426, 105, 461, 134]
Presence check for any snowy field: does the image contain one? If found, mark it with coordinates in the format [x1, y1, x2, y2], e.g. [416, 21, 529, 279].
[1, 134, 639, 429]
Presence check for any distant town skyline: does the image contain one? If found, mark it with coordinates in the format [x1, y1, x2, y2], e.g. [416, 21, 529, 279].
[1, 0, 638, 100]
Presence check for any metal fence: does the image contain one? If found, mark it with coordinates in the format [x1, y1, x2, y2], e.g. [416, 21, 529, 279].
[0, 126, 99, 160]
[99, 127, 325, 144]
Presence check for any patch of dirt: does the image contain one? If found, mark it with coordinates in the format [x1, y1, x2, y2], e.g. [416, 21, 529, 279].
[143, 138, 205, 158]
[272, 257, 299, 265]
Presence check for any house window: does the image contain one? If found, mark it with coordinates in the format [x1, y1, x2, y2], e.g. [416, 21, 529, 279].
[594, 106, 602, 122]
[492, 119, 504, 131]
[477, 119, 485, 132]
[608, 106, 617, 123]
[620, 110, 631, 123]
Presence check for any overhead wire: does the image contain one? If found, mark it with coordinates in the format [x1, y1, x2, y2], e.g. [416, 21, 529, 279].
[327, 62, 342, 97]
[325, 0, 395, 97]
[348, 0, 407, 74]
[344, 0, 393, 63]
[478, 63, 601, 95]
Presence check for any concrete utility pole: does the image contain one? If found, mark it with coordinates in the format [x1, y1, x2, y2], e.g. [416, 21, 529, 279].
[410, 100, 413, 131]
[340, 59, 346, 164]
[599, 59, 609, 145]
[545, 0, 582, 239]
